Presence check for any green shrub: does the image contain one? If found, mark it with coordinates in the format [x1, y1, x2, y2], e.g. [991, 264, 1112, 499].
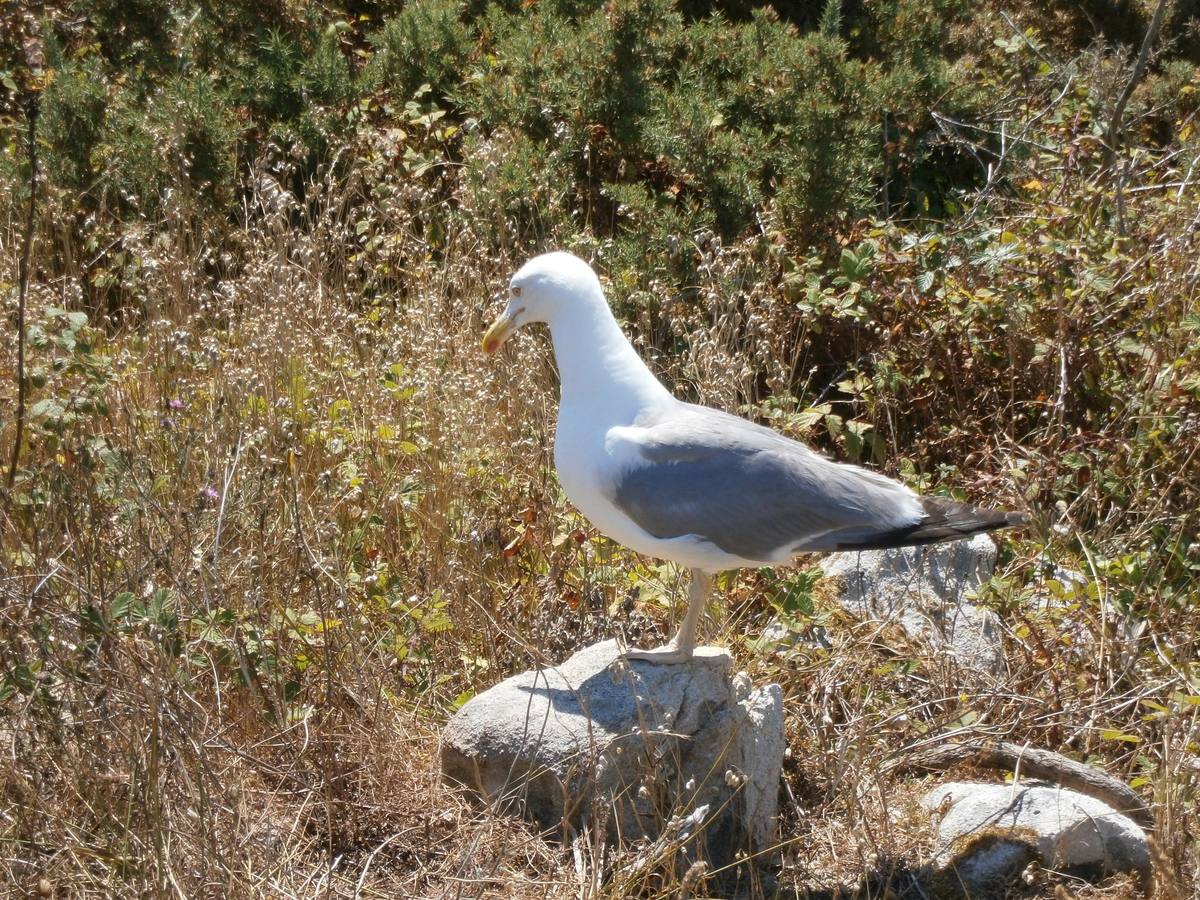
[367, 0, 474, 102]
[101, 72, 237, 215]
[1147, 58, 1200, 120]
[78, 0, 174, 68]
[40, 50, 109, 193]
[647, 10, 882, 239]
[303, 31, 357, 109]
[229, 28, 357, 164]
[458, 127, 578, 250]
[465, 0, 973, 243]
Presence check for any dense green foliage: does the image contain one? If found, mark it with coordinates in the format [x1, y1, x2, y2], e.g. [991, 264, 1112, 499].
[1, 1, 1199, 896]
[10, 0, 982, 256]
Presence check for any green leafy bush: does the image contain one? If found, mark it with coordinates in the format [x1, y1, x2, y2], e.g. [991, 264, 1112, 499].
[101, 72, 237, 215]
[39, 49, 108, 192]
[366, 0, 474, 102]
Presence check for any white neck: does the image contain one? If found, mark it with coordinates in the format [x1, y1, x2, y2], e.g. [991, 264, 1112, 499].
[548, 295, 672, 420]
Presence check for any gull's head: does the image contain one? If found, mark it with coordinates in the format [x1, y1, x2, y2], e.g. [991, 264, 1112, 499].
[482, 251, 602, 354]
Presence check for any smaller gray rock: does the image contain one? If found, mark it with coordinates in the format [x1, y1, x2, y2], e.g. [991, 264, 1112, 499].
[820, 533, 1004, 673]
[923, 781, 1151, 884]
[441, 640, 784, 860]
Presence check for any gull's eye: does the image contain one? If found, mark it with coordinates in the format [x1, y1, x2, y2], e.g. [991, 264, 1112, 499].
[511, 286, 522, 297]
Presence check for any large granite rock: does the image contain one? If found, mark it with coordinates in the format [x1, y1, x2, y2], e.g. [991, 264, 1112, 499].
[819, 533, 1005, 673]
[924, 781, 1151, 891]
[441, 640, 784, 859]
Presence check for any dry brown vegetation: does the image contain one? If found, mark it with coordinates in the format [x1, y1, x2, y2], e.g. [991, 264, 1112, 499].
[3, 1, 1200, 897]
[2, 168, 1197, 898]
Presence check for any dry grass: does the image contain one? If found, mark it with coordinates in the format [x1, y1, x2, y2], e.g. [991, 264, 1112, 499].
[2, 89, 1199, 899]
[0, 173, 569, 895]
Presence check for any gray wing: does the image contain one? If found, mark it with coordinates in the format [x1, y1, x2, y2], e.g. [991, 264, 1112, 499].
[609, 404, 923, 561]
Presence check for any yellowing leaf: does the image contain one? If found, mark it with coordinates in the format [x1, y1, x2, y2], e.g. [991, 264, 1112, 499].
[1099, 729, 1141, 743]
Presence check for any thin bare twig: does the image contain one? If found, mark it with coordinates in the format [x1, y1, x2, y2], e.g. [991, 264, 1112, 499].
[1106, 0, 1172, 235]
[7, 92, 39, 488]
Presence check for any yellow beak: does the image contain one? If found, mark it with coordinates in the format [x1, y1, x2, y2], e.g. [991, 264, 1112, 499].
[482, 308, 520, 354]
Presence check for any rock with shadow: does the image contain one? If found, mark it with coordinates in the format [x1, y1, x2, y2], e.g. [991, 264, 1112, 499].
[819, 532, 1006, 674]
[440, 639, 784, 862]
[924, 780, 1151, 894]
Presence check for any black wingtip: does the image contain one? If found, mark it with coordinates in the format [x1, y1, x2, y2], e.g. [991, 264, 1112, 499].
[834, 496, 1028, 551]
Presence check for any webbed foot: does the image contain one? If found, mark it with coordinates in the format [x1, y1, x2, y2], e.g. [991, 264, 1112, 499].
[622, 644, 693, 665]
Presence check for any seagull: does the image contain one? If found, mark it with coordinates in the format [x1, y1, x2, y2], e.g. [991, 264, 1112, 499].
[483, 251, 1026, 664]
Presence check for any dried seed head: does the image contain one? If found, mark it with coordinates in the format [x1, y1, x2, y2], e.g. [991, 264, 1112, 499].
[681, 859, 708, 892]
